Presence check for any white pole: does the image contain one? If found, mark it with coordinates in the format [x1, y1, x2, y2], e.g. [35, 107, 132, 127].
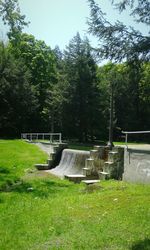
[125, 133, 128, 148]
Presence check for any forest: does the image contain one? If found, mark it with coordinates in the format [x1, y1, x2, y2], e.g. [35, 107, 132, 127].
[0, 0, 150, 142]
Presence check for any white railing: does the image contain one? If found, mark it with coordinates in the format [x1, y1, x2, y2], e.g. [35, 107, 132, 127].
[122, 130, 150, 147]
[21, 133, 62, 143]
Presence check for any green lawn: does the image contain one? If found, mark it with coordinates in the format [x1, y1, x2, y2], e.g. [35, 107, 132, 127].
[0, 140, 150, 250]
[0, 140, 47, 191]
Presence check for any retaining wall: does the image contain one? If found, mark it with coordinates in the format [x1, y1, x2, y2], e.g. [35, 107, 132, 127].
[123, 148, 150, 184]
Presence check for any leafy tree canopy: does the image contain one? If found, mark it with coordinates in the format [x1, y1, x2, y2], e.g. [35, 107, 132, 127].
[88, 0, 150, 62]
[0, 0, 29, 43]
[0, 41, 37, 136]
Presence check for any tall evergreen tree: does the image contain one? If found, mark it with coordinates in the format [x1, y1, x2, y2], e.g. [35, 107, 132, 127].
[63, 33, 100, 142]
[88, 0, 150, 62]
[0, 0, 29, 44]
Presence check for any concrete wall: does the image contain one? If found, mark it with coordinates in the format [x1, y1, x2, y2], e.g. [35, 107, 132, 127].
[123, 148, 150, 184]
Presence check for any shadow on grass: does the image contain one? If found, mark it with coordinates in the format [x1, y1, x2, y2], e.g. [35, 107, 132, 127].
[131, 238, 150, 250]
[0, 167, 10, 174]
[0, 197, 4, 203]
[0, 164, 72, 198]
[1, 178, 71, 199]
[0, 166, 20, 192]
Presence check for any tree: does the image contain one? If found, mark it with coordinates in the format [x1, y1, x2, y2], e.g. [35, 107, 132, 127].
[97, 61, 150, 142]
[63, 33, 100, 142]
[139, 62, 150, 133]
[88, 0, 150, 62]
[0, 0, 29, 43]
[8, 33, 57, 131]
[88, 0, 150, 144]
[0, 41, 37, 137]
[97, 63, 119, 145]
[45, 46, 69, 133]
[0, 1, 60, 135]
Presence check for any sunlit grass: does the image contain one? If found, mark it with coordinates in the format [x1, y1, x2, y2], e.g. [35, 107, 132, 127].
[0, 140, 150, 250]
[0, 140, 47, 190]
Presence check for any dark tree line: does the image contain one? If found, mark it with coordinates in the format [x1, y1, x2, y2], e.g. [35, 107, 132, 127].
[0, 0, 149, 142]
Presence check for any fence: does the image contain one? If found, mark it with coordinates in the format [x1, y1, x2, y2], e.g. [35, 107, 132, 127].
[21, 133, 62, 143]
[122, 131, 150, 147]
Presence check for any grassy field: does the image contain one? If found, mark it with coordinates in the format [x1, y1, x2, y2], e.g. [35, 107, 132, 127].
[0, 140, 150, 250]
[0, 140, 47, 191]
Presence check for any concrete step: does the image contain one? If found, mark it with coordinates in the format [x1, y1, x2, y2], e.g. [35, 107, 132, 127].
[99, 171, 109, 180]
[47, 159, 53, 168]
[65, 174, 86, 183]
[90, 149, 99, 159]
[53, 145, 59, 153]
[85, 158, 94, 169]
[109, 151, 118, 155]
[108, 151, 118, 162]
[82, 167, 91, 176]
[49, 152, 56, 160]
[82, 180, 100, 185]
[104, 161, 114, 164]
[93, 145, 109, 160]
[35, 163, 49, 170]
[93, 145, 102, 151]
[104, 161, 114, 174]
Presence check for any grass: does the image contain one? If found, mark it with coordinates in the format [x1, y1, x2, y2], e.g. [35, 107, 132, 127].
[0, 140, 150, 250]
[68, 141, 150, 151]
[114, 141, 148, 145]
[0, 140, 47, 191]
[68, 143, 93, 151]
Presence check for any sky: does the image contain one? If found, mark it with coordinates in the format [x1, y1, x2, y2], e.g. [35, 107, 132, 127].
[0, 0, 149, 51]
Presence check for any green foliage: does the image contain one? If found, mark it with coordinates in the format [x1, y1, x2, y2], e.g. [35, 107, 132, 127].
[0, 1, 150, 142]
[0, 31, 58, 135]
[43, 45, 69, 132]
[0, 0, 29, 43]
[138, 62, 150, 130]
[112, 0, 150, 25]
[9, 33, 57, 111]
[97, 61, 150, 140]
[0, 42, 38, 136]
[63, 33, 100, 141]
[88, 0, 150, 61]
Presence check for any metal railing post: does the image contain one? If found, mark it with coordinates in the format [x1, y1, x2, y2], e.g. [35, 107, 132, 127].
[60, 133, 62, 143]
[21, 132, 63, 143]
[122, 130, 150, 147]
[125, 133, 128, 148]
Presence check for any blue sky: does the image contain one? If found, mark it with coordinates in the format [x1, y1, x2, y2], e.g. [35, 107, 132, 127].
[0, 0, 149, 51]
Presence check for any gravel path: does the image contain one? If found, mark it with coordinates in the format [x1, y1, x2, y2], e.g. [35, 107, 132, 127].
[33, 142, 54, 155]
